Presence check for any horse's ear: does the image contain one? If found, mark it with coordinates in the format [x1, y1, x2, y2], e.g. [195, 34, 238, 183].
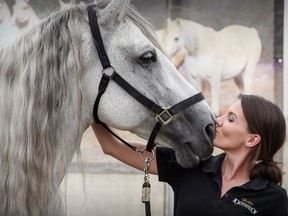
[99, 0, 129, 26]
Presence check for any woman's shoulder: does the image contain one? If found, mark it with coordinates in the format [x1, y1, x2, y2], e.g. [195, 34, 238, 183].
[267, 181, 288, 195]
[264, 182, 288, 214]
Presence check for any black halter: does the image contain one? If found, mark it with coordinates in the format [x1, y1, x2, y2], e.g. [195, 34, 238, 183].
[87, 4, 205, 152]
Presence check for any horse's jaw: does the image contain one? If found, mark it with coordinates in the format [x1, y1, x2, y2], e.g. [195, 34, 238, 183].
[154, 132, 214, 168]
[130, 105, 215, 168]
[129, 126, 213, 168]
[173, 141, 214, 168]
[175, 146, 201, 168]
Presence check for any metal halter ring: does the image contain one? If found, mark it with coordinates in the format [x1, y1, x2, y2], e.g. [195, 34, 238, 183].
[102, 65, 115, 77]
[140, 148, 155, 162]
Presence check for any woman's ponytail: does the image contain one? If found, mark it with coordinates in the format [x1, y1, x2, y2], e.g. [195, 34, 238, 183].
[239, 94, 286, 185]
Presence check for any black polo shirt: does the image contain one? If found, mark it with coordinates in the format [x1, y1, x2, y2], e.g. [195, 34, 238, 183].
[156, 147, 288, 216]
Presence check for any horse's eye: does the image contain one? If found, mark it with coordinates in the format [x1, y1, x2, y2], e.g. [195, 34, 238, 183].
[139, 51, 157, 63]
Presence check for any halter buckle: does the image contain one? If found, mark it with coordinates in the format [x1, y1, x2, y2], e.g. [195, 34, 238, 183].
[155, 108, 174, 125]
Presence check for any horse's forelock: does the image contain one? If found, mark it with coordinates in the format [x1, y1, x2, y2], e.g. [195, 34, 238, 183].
[0, 5, 86, 215]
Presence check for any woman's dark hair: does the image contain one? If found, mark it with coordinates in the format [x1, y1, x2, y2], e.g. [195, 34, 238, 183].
[239, 94, 286, 185]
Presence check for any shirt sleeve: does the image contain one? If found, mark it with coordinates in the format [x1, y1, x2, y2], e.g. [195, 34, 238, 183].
[270, 188, 288, 216]
[156, 146, 184, 184]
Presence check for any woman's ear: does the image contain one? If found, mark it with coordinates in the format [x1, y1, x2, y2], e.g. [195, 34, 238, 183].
[245, 134, 261, 148]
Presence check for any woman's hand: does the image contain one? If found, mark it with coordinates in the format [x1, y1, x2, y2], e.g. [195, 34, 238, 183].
[91, 123, 158, 174]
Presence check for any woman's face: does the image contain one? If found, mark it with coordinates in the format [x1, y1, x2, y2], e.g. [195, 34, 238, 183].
[214, 99, 251, 152]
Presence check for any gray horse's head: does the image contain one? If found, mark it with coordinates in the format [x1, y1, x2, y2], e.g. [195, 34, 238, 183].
[81, 0, 215, 168]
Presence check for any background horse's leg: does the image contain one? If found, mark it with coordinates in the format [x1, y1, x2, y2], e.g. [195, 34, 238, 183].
[233, 74, 244, 93]
[208, 76, 221, 116]
[242, 61, 260, 94]
[241, 28, 262, 94]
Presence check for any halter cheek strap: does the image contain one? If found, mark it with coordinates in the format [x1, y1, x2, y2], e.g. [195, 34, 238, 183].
[87, 4, 205, 152]
[87, 4, 110, 69]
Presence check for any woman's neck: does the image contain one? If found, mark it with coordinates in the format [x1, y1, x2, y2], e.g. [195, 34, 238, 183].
[222, 153, 250, 180]
[220, 153, 251, 196]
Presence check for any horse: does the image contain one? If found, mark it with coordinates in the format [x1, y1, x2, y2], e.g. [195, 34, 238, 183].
[159, 18, 262, 115]
[0, 0, 39, 43]
[10, 0, 39, 28]
[0, 0, 215, 215]
[0, 0, 18, 42]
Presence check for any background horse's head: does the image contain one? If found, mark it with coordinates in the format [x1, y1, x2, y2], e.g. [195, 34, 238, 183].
[10, 0, 39, 28]
[160, 18, 186, 58]
[0, 0, 214, 215]
[160, 18, 201, 59]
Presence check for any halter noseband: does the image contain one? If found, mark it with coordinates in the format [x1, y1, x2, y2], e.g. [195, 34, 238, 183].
[87, 4, 205, 152]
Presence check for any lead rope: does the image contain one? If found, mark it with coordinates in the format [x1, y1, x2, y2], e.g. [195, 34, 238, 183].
[140, 149, 155, 216]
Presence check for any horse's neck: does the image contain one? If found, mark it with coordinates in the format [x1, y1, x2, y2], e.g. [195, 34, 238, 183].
[176, 19, 201, 54]
[179, 19, 203, 34]
[179, 19, 216, 55]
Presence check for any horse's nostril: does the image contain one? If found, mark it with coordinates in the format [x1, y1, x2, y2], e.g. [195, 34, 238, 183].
[205, 123, 215, 143]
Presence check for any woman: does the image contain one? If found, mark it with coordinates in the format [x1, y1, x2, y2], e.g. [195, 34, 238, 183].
[92, 94, 288, 215]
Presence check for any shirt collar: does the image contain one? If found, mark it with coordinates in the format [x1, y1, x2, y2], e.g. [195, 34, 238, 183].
[241, 176, 269, 190]
[201, 152, 225, 175]
[200, 153, 269, 190]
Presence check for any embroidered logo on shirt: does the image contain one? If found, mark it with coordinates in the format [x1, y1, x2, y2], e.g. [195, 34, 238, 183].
[232, 198, 258, 214]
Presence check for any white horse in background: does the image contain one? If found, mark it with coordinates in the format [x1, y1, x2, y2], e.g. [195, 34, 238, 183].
[159, 18, 262, 115]
[0, 1, 215, 215]
[11, 0, 39, 28]
[0, 0, 18, 42]
[0, 0, 39, 43]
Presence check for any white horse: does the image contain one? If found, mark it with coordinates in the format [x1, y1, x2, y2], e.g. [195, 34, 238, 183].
[0, 1, 215, 215]
[0, 0, 18, 42]
[159, 18, 262, 115]
[11, 0, 39, 28]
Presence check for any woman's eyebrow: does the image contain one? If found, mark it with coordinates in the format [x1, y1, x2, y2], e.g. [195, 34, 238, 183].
[228, 111, 237, 119]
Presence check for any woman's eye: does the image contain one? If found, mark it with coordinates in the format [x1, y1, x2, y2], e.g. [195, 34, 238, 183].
[228, 117, 234, 122]
[139, 51, 157, 64]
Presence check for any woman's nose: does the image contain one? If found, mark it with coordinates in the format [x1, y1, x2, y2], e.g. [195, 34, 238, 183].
[215, 118, 223, 127]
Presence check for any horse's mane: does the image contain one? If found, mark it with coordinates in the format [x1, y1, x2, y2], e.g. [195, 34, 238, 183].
[0, 5, 86, 216]
[0, 1, 162, 215]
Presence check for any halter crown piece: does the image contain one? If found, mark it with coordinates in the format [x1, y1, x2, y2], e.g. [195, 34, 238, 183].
[87, 4, 205, 152]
